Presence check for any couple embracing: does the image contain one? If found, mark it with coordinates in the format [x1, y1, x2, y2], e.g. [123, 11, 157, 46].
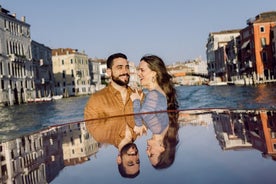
[84, 53, 179, 178]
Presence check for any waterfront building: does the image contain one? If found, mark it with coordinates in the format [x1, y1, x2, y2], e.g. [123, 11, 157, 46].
[31, 40, 55, 98]
[88, 58, 102, 92]
[52, 48, 91, 97]
[239, 11, 276, 82]
[272, 26, 276, 69]
[0, 6, 35, 106]
[98, 59, 108, 85]
[129, 61, 140, 88]
[225, 36, 242, 83]
[206, 29, 241, 81]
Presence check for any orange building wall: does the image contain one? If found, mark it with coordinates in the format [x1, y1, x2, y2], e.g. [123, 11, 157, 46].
[253, 22, 276, 77]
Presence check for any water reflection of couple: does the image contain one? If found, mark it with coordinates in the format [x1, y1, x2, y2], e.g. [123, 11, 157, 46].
[84, 53, 179, 177]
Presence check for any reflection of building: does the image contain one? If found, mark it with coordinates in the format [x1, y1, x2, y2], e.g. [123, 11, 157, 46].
[41, 127, 64, 183]
[0, 127, 63, 183]
[0, 6, 35, 106]
[52, 48, 91, 97]
[178, 111, 213, 126]
[0, 121, 99, 183]
[213, 111, 252, 150]
[62, 122, 99, 166]
[246, 111, 276, 159]
[213, 109, 276, 160]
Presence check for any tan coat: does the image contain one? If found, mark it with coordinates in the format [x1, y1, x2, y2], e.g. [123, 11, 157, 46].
[84, 83, 137, 148]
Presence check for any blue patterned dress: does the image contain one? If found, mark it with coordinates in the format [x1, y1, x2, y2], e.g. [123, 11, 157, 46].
[133, 89, 169, 134]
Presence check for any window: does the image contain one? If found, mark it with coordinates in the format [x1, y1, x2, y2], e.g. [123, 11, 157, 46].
[62, 70, 66, 78]
[260, 26, 265, 33]
[262, 52, 267, 62]
[50, 138, 53, 145]
[261, 37, 266, 47]
[71, 69, 74, 77]
[1, 80, 4, 89]
[62, 60, 64, 65]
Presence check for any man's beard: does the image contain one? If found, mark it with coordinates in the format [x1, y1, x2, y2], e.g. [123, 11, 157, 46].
[112, 73, 130, 86]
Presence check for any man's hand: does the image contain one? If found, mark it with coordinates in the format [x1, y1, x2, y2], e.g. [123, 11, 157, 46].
[130, 89, 143, 101]
[133, 125, 147, 136]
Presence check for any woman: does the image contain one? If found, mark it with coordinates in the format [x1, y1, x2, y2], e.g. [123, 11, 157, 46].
[130, 54, 178, 136]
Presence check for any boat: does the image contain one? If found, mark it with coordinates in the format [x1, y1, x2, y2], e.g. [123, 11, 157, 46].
[27, 96, 52, 103]
[52, 95, 63, 100]
[207, 81, 228, 86]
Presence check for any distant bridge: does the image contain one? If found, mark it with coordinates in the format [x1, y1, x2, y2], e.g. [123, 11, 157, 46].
[185, 72, 209, 79]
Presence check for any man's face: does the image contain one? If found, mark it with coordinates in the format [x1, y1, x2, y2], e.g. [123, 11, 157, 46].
[120, 143, 140, 175]
[109, 57, 130, 86]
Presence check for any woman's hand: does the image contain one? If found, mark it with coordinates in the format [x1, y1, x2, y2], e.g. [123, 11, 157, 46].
[130, 89, 142, 101]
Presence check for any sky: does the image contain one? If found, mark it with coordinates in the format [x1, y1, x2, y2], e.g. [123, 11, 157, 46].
[1, 0, 276, 65]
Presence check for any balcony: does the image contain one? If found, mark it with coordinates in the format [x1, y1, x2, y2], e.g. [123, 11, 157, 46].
[39, 59, 50, 67]
[9, 54, 26, 62]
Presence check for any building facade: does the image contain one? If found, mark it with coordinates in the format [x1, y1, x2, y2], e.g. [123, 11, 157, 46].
[206, 29, 241, 81]
[240, 11, 276, 82]
[0, 6, 35, 106]
[88, 58, 104, 92]
[52, 48, 91, 97]
[272, 26, 276, 68]
[31, 40, 55, 98]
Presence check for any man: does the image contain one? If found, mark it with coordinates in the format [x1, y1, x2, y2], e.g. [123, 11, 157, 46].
[84, 53, 139, 177]
[84, 52, 134, 120]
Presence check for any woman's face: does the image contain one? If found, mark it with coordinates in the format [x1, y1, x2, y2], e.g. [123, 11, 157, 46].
[146, 138, 165, 166]
[138, 60, 156, 88]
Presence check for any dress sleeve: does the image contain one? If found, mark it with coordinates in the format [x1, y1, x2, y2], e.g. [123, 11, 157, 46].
[133, 99, 143, 126]
[133, 90, 164, 128]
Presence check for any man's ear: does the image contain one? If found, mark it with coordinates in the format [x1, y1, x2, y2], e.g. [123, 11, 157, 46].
[117, 155, 122, 164]
[106, 68, 111, 77]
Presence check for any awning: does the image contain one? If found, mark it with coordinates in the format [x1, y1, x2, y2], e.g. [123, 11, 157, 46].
[241, 40, 250, 49]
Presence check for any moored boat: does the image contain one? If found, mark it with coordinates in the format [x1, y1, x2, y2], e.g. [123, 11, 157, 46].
[52, 95, 63, 100]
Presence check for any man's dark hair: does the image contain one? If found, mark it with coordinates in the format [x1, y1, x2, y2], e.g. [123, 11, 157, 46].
[106, 53, 127, 69]
[118, 163, 140, 178]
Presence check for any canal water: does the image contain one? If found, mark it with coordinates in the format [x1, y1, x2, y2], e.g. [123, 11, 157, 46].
[1, 84, 276, 184]
[0, 84, 276, 141]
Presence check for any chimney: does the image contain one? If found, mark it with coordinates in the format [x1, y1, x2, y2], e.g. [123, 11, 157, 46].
[21, 16, 26, 22]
